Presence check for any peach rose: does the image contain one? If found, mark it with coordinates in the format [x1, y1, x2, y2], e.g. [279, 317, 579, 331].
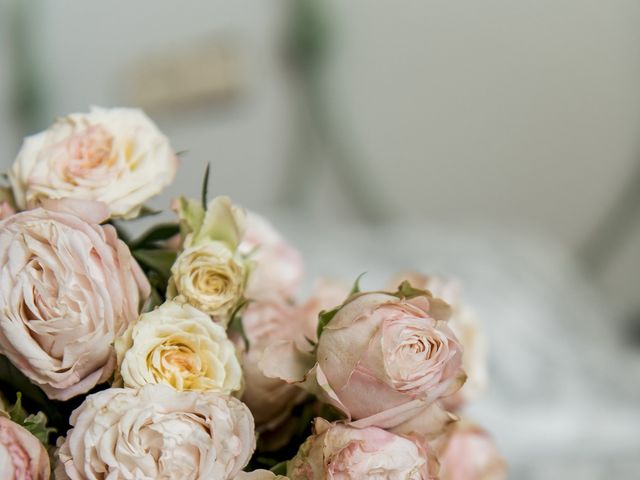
[0, 199, 149, 400]
[9, 107, 177, 219]
[239, 212, 303, 301]
[287, 419, 437, 479]
[56, 385, 255, 480]
[262, 286, 465, 431]
[0, 416, 50, 480]
[438, 421, 507, 480]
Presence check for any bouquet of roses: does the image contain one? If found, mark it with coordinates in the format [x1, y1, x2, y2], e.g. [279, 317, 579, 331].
[0, 107, 505, 479]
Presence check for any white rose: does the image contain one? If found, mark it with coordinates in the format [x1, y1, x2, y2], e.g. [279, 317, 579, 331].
[9, 106, 177, 219]
[56, 385, 256, 480]
[115, 301, 242, 394]
[168, 242, 246, 323]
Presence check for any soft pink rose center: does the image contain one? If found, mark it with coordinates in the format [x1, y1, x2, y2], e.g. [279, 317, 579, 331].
[62, 125, 115, 181]
[382, 316, 450, 391]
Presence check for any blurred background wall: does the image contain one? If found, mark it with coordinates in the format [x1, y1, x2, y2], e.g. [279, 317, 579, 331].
[2, 0, 639, 317]
[1, 1, 640, 475]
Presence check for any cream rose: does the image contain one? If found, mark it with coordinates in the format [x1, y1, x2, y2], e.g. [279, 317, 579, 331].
[9, 106, 178, 219]
[287, 419, 437, 479]
[56, 385, 255, 480]
[115, 301, 242, 393]
[239, 212, 303, 301]
[438, 421, 507, 480]
[261, 286, 465, 431]
[0, 416, 50, 480]
[168, 242, 246, 323]
[0, 199, 149, 400]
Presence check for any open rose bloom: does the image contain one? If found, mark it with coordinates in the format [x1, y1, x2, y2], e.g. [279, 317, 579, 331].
[56, 385, 255, 480]
[9, 107, 178, 219]
[0, 199, 149, 400]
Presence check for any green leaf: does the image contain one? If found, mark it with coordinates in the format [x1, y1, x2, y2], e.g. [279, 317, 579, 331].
[349, 272, 366, 296]
[133, 249, 177, 280]
[228, 299, 251, 350]
[131, 223, 180, 249]
[177, 196, 205, 238]
[201, 163, 211, 209]
[393, 280, 430, 300]
[7, 393, 56, 445]
[7, 392, 27, 424]
[270, 461, 288, 475]
[0, 356, 63, 429]
[316, 306, 340, 340]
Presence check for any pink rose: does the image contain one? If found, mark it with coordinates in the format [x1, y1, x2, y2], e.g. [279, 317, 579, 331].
[438, 422, 506, 480]
[0, 416, 50, 480]
[241, 280, 349, 439]
[287, 419, 437, 479]
[239, 212, 303, 301]
[262, 287, 465, 432]
[388, 272, 488, 410]
[0, 199, 149, 400]
[241, 300, 309, 431]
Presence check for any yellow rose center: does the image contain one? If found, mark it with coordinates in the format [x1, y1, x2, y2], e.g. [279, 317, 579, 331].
[149, 343, 203, 390]
[193, 268, 230, 295]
